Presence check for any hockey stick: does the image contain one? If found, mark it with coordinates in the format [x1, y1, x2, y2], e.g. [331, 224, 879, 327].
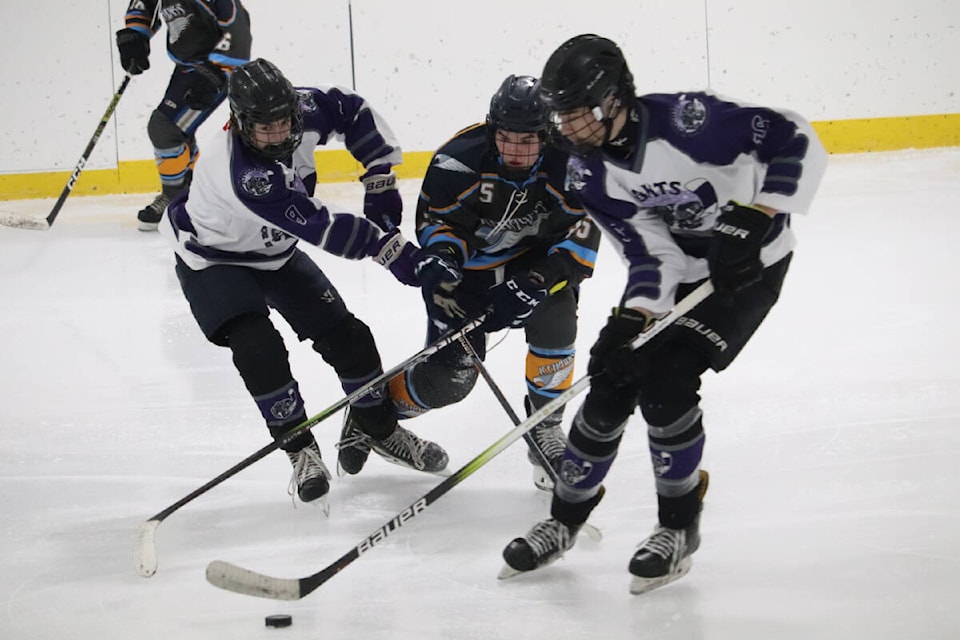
[457, 336, 559, 485]
[134, 316, 485, 578]
[204, 280, 714, 600]
[0, 74, 133, 231]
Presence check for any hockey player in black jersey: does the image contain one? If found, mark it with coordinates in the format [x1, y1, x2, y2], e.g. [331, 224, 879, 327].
[115, 0, 252, 230]
[336, 74, 602, 490]
[501, 35, 827, 594]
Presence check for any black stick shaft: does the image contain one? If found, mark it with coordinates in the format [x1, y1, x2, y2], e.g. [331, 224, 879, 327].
[46, 74, 132, 227]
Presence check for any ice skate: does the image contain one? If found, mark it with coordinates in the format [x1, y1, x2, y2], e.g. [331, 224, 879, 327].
[499, 518, 580, 579]
[286, 441, 332, 513]
[137, 193, 170, 231]
[335, 410, 371, 476]
[337, 417, 449, 476]
[628, 470, 709, 594]
[524, 397, 566, 491]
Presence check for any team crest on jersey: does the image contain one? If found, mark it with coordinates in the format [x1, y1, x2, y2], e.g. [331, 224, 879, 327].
[297, 90, 317, 113]
[565, 157, 592, 192]
[240, 168, 274, 197]
[671, 94, 708, 135]
[645, 177, 719, 229]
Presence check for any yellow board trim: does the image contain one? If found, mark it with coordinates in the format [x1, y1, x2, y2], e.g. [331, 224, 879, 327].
[1, 114, 957, 201]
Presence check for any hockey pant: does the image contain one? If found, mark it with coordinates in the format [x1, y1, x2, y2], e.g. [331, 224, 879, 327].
[551, 256, 792, 527]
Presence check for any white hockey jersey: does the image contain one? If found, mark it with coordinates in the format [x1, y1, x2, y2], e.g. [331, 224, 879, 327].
[161, 85, 403, 271]
[566, 90, 828, 315]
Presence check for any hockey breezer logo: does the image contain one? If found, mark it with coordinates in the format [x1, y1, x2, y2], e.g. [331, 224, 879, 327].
[675, 316, 728, 351]
[357, 498, 428, 555]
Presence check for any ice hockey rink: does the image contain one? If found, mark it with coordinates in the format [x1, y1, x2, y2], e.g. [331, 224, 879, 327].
[1, 148, 958, 640]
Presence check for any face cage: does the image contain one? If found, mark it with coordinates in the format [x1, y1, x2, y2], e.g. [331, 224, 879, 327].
[545, 105, 610, 158]
[238, 108, 304, 161]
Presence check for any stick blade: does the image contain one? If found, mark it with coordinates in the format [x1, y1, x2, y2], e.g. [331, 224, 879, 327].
[206, 560, 303, 600]
[134, 520, 160, 578]
[0, 212, 50, 231]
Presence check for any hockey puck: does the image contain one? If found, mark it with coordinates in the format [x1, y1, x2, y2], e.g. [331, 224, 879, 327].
[265, 614, 292, 628]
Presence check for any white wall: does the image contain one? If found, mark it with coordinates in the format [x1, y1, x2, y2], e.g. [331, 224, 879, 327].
[1, 0, 957, 174]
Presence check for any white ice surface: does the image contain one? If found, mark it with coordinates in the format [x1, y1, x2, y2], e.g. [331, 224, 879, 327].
[1, 149, 958, 640]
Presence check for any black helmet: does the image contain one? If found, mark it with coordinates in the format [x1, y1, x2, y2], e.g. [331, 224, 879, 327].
[540, 34, 635, 113]
[487, 74, 546, 134]
[228, 58, 303, 160]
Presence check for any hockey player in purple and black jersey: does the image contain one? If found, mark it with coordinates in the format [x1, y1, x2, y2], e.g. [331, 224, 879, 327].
[161, 59, 448, 508]
[336, 75, 602, 491]
[116, 0, 252, 230]
[501, 35, 827, 593]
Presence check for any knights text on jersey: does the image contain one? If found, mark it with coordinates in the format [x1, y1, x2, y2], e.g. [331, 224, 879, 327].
[567, 90, 827, 314]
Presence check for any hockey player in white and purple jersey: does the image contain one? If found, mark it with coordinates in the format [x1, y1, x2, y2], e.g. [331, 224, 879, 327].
[162, 58, 448, 508]
[501, 35, 827, 594]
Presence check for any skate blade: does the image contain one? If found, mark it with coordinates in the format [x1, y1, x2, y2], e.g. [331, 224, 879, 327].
[497, 563, 528, 580]
[296, 493, 330, 517]
[628, 557, 692, 595]
[531, 464, 555, 492]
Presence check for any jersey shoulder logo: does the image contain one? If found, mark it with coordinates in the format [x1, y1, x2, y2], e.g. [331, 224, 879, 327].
[432, 154, 474, 174]
[671, 94, 708, 135]
[564, 157, 592, 192]
[297, 90, 318, 113]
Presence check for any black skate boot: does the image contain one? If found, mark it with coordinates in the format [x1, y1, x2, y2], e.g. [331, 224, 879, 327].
[369, 425, 449, 475]
[499, 518, 580, 578]
[336, 409, 372, 476]
[524, 397, 566, 492]
[337, 415, 449, 476]
[137, 193, 171, 232]
[499, 488, 605, 579]
[628, 470, 709, 594]
[286, 440, 332, 504]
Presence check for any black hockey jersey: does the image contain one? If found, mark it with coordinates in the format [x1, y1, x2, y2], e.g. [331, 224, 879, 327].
[123, 0, 251, 68]
[416, 123, 599, 284]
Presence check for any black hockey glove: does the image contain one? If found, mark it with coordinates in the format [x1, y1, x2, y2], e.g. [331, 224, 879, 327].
[707, 202, 774, 295]
[587, 307, 653, 388]
[360, 165, 402, 232]
[416, 244, 465, 319]
[185, 63, 227, 110]
[481, 271, 549, 332]
[116, 28, 150, 75]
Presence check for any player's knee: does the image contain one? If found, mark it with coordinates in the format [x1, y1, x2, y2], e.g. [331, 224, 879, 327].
[311, 313, 380, 377]
[224, 313, 292, 395]
[637, 345, 708, 426]
[580, 376, 637, 438]
[147, 109, 187, 148]
[407, 359, 478, 409]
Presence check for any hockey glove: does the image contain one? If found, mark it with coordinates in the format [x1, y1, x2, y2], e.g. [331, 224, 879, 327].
[360, 165, 402, 231]
[587, 307, 653, 388]
[708, 202, 774, 295]
[372, 230, 420, 287]
[416, 244, 465, 319]
[116, 28, 150, 75]
[481, 271, 549, 332]
[185, 63, 227, 110]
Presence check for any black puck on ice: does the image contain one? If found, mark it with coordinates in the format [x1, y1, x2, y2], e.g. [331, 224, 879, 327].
[265, 614, 292, 628]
